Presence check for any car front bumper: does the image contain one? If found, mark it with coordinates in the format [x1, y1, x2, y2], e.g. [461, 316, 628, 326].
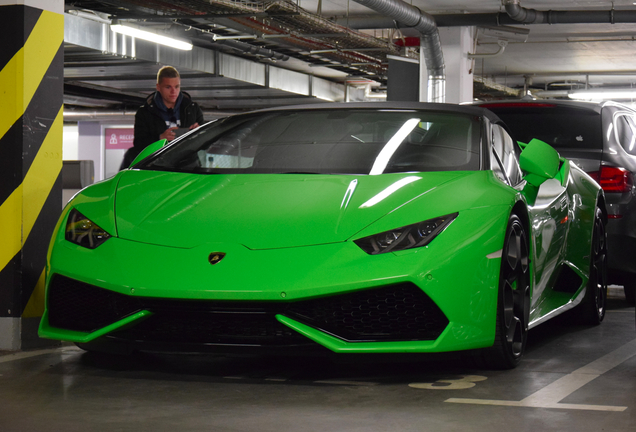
[39, 207, 508, 355]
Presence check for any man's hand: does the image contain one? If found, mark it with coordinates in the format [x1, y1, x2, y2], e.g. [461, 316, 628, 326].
[189, 123, 200, 130]
[160, 126, 179, 141]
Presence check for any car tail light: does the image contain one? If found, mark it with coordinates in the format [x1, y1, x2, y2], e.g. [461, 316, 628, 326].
[587, 166, 634, 193]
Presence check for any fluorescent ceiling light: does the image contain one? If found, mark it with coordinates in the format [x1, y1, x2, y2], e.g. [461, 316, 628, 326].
[110, 22, 192, 51]
[568, 90, 636, 101]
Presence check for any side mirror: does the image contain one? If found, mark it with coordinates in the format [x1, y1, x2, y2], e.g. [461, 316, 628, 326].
[129, 139, 168, 168]
[519, 138, 560, 187]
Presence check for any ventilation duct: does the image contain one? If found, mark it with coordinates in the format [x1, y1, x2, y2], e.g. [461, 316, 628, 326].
[332, 13, 520, 29]
[503, 0, 636, 24]
[338, 5, 636, 28]
[351, 0, 445, 102]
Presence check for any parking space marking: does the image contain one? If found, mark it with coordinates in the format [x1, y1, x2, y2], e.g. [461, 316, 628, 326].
[314, 380, 379, 386]
[446, 338, 636, 412]
[0, 347, 81, 364]
[409, 375, 488, 390]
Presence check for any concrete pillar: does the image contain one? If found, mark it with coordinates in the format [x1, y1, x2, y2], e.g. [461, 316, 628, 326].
[0, 0, 64, 350]
[420, 27, 475, 103]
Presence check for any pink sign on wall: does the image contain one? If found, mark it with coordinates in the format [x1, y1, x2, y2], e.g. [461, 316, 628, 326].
[105, 128, 134, 150]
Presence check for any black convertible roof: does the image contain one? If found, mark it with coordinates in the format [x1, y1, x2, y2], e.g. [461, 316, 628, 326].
[243, 101, 502, 123]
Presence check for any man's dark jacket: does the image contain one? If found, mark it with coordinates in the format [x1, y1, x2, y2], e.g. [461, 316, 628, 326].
[133, 90, 204, 150]
[121, 91, 204, 169]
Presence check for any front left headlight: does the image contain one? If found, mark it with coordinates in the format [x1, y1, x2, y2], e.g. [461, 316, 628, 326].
[65, 208, 112, 249]
[354, 213, 458, 255]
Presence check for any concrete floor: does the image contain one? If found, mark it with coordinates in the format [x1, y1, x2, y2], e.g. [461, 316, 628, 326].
[1, 288, 634, 432]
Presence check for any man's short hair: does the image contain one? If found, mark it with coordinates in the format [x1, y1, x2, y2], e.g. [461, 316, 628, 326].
[157, 66, 180, 84]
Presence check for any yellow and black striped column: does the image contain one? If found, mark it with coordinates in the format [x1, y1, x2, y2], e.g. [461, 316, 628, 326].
[0, 1, 63, 350]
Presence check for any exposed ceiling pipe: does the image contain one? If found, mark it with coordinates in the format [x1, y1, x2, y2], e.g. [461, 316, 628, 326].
[208, 37, 290, 61]
[503, 0, 636, 24]
[332, 14, 518, 29]
[503, 0, 547, 24]
[168, 23, 292, 61]
[65, 8, 112, 24]
[63, 109, 136, 119]
[187, 2, 399, 78]
[335, 7, 636, 29]
[63, 108, 231, 122]
[351, 0, 445, 102]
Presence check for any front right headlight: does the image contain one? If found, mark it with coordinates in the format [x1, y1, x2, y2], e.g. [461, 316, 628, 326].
[65, 209, 112, 249]
[354, 213, 458, 255]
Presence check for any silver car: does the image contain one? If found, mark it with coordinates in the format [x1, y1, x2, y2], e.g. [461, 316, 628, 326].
[477, 100, 636, 304]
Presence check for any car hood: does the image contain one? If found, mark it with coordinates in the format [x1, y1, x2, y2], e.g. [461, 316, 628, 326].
[113, 170, 480, 249]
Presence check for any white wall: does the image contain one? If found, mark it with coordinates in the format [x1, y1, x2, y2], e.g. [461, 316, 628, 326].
[77, 122, 103, 180]
[439, 27, 475, 104]
[63, 124, 79, 160]
[74, 121, 134, 182]
[0, 0, 63, 13]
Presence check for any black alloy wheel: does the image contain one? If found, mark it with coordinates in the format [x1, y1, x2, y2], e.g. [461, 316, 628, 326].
[479, 213, 530, 369]
[580, 207, 608, 325]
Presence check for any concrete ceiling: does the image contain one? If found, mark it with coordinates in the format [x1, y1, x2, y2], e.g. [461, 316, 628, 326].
[62, 0, 636, 119]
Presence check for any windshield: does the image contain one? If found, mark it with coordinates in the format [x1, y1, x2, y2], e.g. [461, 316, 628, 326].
[140, 109, 482, 175]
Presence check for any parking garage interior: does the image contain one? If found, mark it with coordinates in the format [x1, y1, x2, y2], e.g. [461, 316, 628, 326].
[1, 0, 636, 431]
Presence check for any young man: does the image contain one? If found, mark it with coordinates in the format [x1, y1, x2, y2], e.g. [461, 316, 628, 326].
[122, 66, 204, 168]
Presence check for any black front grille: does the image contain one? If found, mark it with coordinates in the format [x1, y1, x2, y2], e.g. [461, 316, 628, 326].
[115, 310, 306, 345]
[286, 283, 448, 342]
[48, 275, 141, 332]
[47, 275, 448, 345]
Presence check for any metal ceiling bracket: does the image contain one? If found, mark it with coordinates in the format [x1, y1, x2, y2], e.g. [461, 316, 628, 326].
[469, 40, 508, 59]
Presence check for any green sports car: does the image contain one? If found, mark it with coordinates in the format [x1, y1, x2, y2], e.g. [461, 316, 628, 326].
[39, 103, 607, 369]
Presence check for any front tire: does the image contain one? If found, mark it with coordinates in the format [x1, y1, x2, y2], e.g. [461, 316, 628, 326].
[478, 214, 530, 369]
